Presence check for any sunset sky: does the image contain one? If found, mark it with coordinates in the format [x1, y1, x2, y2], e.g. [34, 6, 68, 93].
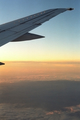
[0, 1, 80, 119]
[0, 0, 80, 61]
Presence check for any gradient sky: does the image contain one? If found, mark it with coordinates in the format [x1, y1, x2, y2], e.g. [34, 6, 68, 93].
[0, 61, 80, 83]
[0, 0, 80, 61]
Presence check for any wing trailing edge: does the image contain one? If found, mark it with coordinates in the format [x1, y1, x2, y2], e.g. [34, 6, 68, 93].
[11, 33, 45, 42]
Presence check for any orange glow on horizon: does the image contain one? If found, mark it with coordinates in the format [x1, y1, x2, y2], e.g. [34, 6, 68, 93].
[0, 61, 80, 83]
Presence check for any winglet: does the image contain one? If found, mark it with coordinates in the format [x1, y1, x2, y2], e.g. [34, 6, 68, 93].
[67, 8, 74, 11]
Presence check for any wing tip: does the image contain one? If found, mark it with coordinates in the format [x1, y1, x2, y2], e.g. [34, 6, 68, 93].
[0, 62, 5, 65]
[67, 8, 74, 11]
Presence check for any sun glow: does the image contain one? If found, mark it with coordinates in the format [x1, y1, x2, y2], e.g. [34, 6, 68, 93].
[0, 61, 80, 83]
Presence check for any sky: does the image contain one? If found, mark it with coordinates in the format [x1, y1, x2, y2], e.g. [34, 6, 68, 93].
[0, 61, 80, 83]
[0, 0, 80, 62]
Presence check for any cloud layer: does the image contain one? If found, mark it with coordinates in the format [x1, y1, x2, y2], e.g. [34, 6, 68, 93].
[0, 80, 80, 120]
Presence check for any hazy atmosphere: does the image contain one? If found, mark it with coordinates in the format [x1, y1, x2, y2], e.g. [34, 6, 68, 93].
[0, 0, 80, 120]
[0, 62, 80, 120]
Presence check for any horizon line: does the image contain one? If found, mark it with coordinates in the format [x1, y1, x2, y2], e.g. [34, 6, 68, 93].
[2, 60, 80, 63]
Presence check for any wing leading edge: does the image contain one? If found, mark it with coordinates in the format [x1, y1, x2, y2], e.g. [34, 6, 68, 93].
[0, 8, 74, 47]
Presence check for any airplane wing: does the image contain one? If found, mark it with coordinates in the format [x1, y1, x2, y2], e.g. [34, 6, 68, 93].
[0, 8, 73, 47]
[11, 33, 45, 42]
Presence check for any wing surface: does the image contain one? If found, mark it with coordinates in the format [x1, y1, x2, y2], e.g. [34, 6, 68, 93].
[0, 8, 73, 46]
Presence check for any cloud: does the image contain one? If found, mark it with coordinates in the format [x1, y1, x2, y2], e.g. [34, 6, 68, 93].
[0, 80, 80, 120]
[65, 105, 80, 118]
[69, 111, 80, 118]
[0, 80, 80, 111]
[0, 104, 80, 120]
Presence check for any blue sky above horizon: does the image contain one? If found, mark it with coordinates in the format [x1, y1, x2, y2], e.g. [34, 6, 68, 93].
[0, 0, 80, 61]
